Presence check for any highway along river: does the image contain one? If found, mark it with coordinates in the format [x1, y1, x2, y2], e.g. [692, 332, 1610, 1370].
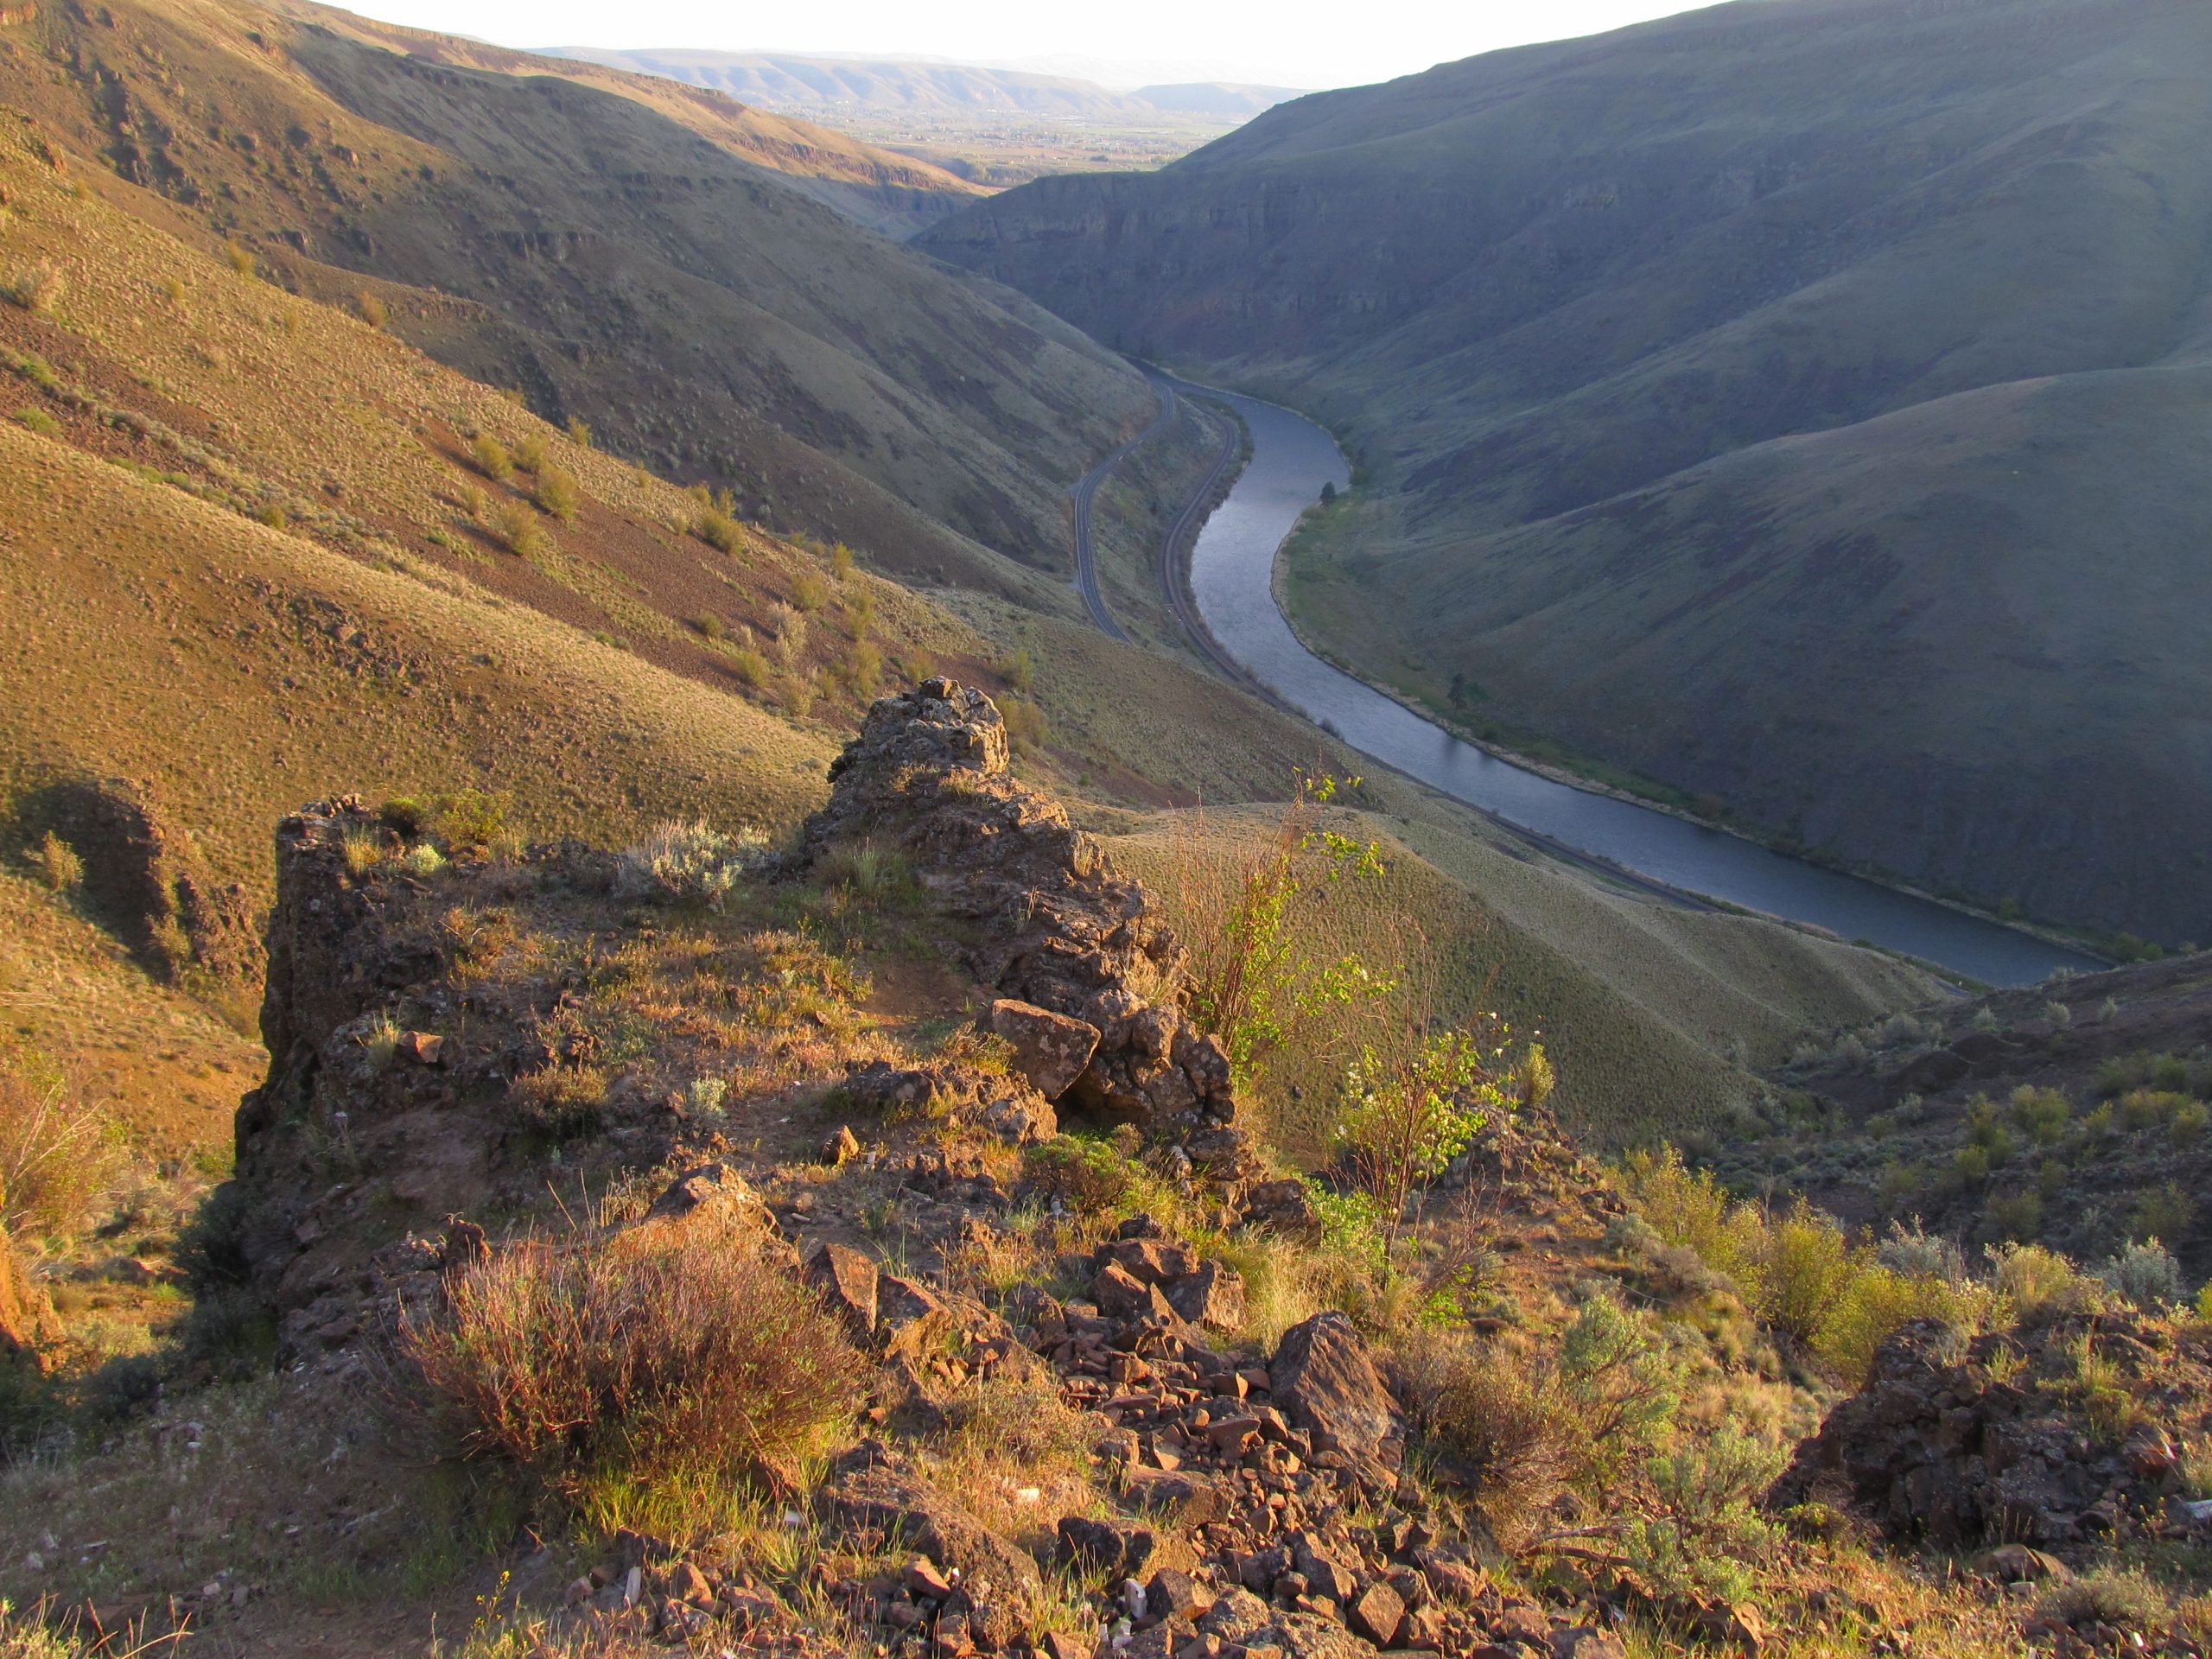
[1172, 380, 2103, 988]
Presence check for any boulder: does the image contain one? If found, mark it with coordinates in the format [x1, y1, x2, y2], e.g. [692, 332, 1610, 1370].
[1348, 1582, 1405, 1649]
[990, 1000, 1102, 1100]
[877, 1273, 956, 1361]
[1058, 1516, 1177, 1580]
[801, 1238, 879, 1338]
[826, 1466, 1041, 1600]
[1165, 1261, 1246, 1330]
[1271, 1313, 1400, 1464]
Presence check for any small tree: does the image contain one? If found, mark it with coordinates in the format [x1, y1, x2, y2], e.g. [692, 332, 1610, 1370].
[1338, 1023, 1511, 1255]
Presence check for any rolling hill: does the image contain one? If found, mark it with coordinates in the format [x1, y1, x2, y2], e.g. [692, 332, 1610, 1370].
[918, 0, 2212, 946]
[543, 50, 1303, 126]
[0, 0, 1157, 598]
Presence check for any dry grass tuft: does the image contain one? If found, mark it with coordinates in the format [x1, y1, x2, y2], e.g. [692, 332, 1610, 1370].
[0, 1046, 124, 1252]
[400, 1203, 861, 1502]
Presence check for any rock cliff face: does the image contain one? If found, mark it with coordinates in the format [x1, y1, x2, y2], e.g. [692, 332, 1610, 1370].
[802, 680, 1253, 1179]
[225, 683, 1262, 1351]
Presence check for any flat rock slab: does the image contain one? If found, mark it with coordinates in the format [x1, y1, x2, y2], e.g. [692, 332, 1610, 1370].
[990, 998, 1101, 1099]
[1270, 1312, 1400, 1465]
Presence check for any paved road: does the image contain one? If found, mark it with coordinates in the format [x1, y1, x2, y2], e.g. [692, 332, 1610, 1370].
[1067, 375, 1175, 641]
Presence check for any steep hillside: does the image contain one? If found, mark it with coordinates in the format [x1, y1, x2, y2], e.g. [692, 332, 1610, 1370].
[289, 14, 988, 233]
[0, 0, 1155, 593]
[918, 0, 2212, 944]
[0, 114, 1939, 1159]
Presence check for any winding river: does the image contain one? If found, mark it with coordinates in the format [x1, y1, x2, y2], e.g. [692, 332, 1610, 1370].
[1173, 381, 2103, 988]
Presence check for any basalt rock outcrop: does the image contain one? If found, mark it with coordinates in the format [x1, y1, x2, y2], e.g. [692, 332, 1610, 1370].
[16, 778, 257, 985]
[801, 680, 1254, 1178]
[1770, 1313, 2212, 1548]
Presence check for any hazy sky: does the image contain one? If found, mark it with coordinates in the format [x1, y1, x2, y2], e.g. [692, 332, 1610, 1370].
[342, 0, 1700, 91]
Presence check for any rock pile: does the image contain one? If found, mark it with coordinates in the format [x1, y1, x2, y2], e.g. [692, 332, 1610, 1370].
[1770, 1313, 2212, 1548]
[799, 681, 1255, 1180]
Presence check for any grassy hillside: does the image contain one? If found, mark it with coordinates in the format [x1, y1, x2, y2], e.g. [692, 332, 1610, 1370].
[0, 0, 1157, 596]
[918, 0, 2212, 944]
[0, 30, 1940, 1183]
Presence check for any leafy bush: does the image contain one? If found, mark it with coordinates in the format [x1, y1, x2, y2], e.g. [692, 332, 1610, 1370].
[1020, 1134, 1139, 1216]
[1987, 1242, 2105, 1324]
[511, 432, 546, 474]
[1000, 694, 1049, 755]
[430, 789, 512, 854]
[2011, 1085, 2069, 1146]
[692, 505, 741, 553]
[790, 572, 828, 611]
[12, 407, 58, 437]
[1625, 1428, 1785, 1607]
[1338, 1027, 1509, 1254]
[532, 466, 581, 524]
[614, 820, 772, 908]
[566, 417, 593, 448]
[356, 290, 387, 329]
[490, 500, 543, 555]
[29, 830, 80, 893]
[2129, 1181, 2195, 1244]
[2101, 1239, 2188, 1309]
[3, 261, 62, 314]
[468, 434, 513, 482]
[401, 1204, 859, 1502]
[998, 647, 1037, 694]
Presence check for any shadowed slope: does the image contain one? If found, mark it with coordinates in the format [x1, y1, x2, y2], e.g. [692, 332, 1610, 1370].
[919, 0, 2212, 942]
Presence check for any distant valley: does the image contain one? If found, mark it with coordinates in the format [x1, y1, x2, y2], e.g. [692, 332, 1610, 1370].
[924, 0, 2212, 949]
[547, 48, 1308, 185]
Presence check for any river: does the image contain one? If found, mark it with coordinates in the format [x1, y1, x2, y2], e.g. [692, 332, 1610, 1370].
[1173, 381, 2103, 988]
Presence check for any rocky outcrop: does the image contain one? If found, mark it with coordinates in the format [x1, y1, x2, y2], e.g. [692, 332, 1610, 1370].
[16, 778, 257, 984]
[801, 681, 1252, 1171]
[1770, 1314, 2212, 1548]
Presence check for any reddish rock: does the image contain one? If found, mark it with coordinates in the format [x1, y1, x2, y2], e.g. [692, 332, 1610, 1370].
[1165, 1261, 1246, 1329]
[1105, 1236, 1198, 1284]
[397, 1030, 444, 1065]
[878, 1274, 955, 1361]
[989, 999, 1102, 1100]
[803, 1237, 880, 1337]
[1270, 1313, 1399, 1463]
[1348, 1583, 1405, 1649]
[1093, 1260, 1154, 1319]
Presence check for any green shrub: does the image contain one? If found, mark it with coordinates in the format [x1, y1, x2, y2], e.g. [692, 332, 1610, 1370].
[614, 820, 772, 908]
[29, 830, 80, 893]
[430, 789, 511, 853]
[2011, 1085, 2069, 1146]
[790, 572, 828, 611]
[3, 261, 62, 314]
[690, 613, 725, 641]
[223, 238, 255, 276]
[691, 505, 741, 553]
[830, 541, 855, 577]
[469, 434, 513, 482]
[511, 432, 547, 474]
[12, 406, 58, 436]
[566, 417, 593, 448]
[845, 640, 882, 696]
[532, 466, 581, 524]
[2128, 1181, 2194, 1245]
[1988, 1242, 2103, 1324]
[490, 500, 543, 556]
[1020, 1135, 1138, 1216]
[2102, 1238, 2188, 1309]
[357, 290, 387, 329]
[400, 1204, 859, 1503]
[728, 647, 769, 689]
[1000, 694, 1049, 755]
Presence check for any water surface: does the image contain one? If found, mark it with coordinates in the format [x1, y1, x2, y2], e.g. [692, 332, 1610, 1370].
[1176, 382, 2101, 988]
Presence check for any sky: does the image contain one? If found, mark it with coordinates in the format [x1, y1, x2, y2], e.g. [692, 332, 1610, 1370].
[340, 0, 1702, 91]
